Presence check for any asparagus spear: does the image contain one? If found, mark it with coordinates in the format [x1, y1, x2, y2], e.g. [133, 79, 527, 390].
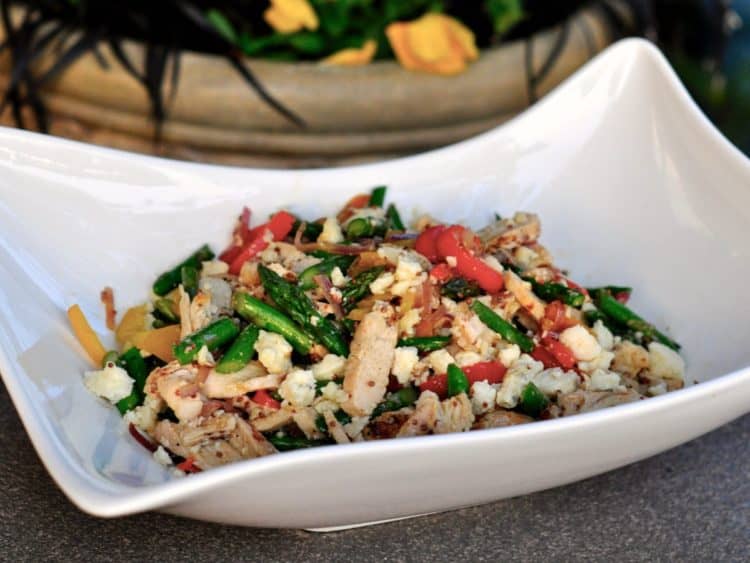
[258, 265, 349, 356]
[173, 318, 240, 364]
[397, 336, 450, 352]
[593, 290, 680, 350]
[441, 277, 481, 300]
[215, 325, 260, 374]
[386, 203, 405, 231]
[341, 266, 384, 312]
[180, 265, 199, 299]
[152, 244, 214, 296]
[525, 278, 585, 308]
[268, 435, 329, 451]
[153, 298, 180, 324]
[471, 300, 534, 353]
[519, 382, 549, 418]
[447, 364, 469, 397]
[368, 185, 387, 207]
[233, 293, 313, 355]
[291, 218, 324, 241]
[115, 347, 148, 414]
[297, 255, 356, 290]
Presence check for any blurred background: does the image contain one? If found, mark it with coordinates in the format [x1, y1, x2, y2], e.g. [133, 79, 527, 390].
[0, 0, 746, 167]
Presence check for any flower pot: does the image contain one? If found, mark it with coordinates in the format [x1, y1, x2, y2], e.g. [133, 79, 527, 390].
[0, 3, 631, 167]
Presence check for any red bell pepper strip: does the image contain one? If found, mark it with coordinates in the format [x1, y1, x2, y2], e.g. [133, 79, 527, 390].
[435, 225, 504, 293]
[463, 361, 507, 385]
[541, 300, 576, 334]
[420, 373, 448, 398]
[337, 193, 371, 222]
[228, 211, 296, 275]
[415, 225, 447, 262]
[176, 457, 202, 473]
[429, 263, 453, 282]
[531, 345, 560, 369]
[219, 207, 252, 264]
[252, 389, 281, 410]
[540, 336, 577, 370]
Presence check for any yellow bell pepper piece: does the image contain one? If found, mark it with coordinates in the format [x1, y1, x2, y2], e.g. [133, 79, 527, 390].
[67, 304, 106, 367]
[131, 325, 181, 363]
[264, 0, 318, 34]
[322, 40, 377, 66]
[115, 304, 150, 349]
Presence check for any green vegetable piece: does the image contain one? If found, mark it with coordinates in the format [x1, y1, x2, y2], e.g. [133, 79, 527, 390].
[181, 265, 199, 299]
[588, 285, 633, 297]
[446, 363, 469, 397]
[233, 292, 313, 355]
[215, 325, 260, 374]
[268, 435, 329, 451]
[152, 244, 214, 296]
[519, 382, 549, 418]
[371, 386, 419, 418]
[397, 336, 450, 352]
[369, 185, 387, 207]
[471, 300, 534, 353]
[101, 350, 119, 368]
[594, 291, 680, 351]
[341, 266, 384, 312]
[258, 265, 349, 356]
[386, 203, 405, 231]
[115, 347, 148, 414]
[441, 277, 482, 300]
[298, 255, 356, 290]
[345, 217, 374, 239]
[152, 318, 168, 329]
[526, 278, 585, 308]
[315, 409, 352, 434]
[292, 218, 324, 241]
[154, 298, 179, 324]
[173, 318, 240, 365]
[206, 9, 237, 43]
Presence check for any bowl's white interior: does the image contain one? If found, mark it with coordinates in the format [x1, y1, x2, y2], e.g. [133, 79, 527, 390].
[0, 39, 748, 494]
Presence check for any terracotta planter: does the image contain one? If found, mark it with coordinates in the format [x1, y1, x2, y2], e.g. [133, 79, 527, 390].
[0, 3, 630, 167]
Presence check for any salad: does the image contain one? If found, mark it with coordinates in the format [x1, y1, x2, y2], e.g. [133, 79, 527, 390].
[68, 186, 685, 474]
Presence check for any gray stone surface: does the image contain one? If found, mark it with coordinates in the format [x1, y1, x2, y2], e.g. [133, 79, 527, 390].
[0, 381, 747, 562]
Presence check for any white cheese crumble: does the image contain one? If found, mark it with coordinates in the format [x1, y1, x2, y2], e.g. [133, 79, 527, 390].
[482, 255, 504, 274]
[427, 349, 455, 374]
[201, 260, 229, 277]
[369, 272, 395, 295]
[648, 342, 685, 381]
[153, 446, 173, 467]
[254, 330, 293, 374]
[559, 325, 602, 361]
[279, 369, 316, 407]
[445, 256, 457, 268]
[592, 320, 614, 351]
[318, 217, 344, 244]
[587, 369, 624, 392]
[578, 350, 615, 374]
[391, 346, 420, 385]
[84, 363, 133, 403]
[648, 382, 668, 396]
[496, 343, 521, 368]
[470, 381, 497, 415]
[532, 367, 579, 396]
[330, 267, 349, 288]
[123, 394, 161, 432]
[311, 354, 347, 381]
[399, 308, 422, 337]
[454, 351, 482, 367]
[496, 354, 544, 408]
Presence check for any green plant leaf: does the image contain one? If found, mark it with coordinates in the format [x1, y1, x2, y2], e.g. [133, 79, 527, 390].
[485, 0, 524, 35]
[206, 9, 238, 44]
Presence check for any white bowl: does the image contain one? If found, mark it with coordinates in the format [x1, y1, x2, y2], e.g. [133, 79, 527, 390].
[1, 39, 748, 530]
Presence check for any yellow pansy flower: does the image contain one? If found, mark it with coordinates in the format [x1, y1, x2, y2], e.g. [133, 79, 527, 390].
[264, 0, 319, 34]
[386, 13, 479, 75]
[321, 40, 377, 66]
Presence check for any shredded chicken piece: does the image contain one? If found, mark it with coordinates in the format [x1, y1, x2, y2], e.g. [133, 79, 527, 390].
[552, 389, 643, 416]
[292, 407, 325, 440]
[504, 269, 546, 321]
[397, 391, 441, 437]
[435, 393, 474, 434]
[178, 286, 193, 338]
[251, 407, 294, 432]
[472, 409, 533, 429]
[612, 341, 650, 377]
[362, 409, 414, 440]
[341, 302, 398, 416]
[147, 361, 204, 422]
[201, 361, 268, 398]
[152, 413, 276, 469]
[478, 212, 541, 251]
[323, 410, 351, 444]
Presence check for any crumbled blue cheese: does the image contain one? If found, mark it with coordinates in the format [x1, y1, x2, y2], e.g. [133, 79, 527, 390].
[470, 381, 497, 415]
[587, 369, 624, 392]
[398, 308, 422, 336]
[201, 260, 229, 277]
[427, 349, 455, 374]
[369, 272, 395, 295]
[311, 354, 347, 381]
[318, 217, 344, 244]
[330, 267, 349, 288]
[454, 351, 482, 367]
[648, 342, 685, 381]
[560, 325, 602, 361]
[84, 363, 133, 403]
[496, 354, 544, 408]
[578, 350, 614, 374]
[123, 394, 161, 432]
[254, 330, 293, 374]
[392, 346, 420, 384]
[532, 367, 579, 396]
[279, 369, 316, 407]
[153, 446, 173, 467]
[592, 320, 614, 351]
[496, 343, 521, 368]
